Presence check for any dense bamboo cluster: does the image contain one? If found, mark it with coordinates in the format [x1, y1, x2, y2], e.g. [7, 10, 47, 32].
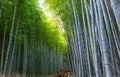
[0, 0, 68, 76]
[66, 0, 120, 77]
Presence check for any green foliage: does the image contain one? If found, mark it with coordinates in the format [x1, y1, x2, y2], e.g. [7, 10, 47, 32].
[44, 0, 71, 32]
[37, 12, 67, 51]
[0, 0, 67, 52]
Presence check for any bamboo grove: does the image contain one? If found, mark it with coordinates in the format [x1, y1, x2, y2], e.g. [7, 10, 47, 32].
[63, 0, 120, 77]
[0, 0, 120, 77]
[0, 0, 68, 76]
[45, 0, 120, 76]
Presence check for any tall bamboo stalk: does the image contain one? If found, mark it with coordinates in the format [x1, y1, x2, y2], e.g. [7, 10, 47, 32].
[3, 0, 18, 73]
[110, 0, 120, 32]
[0, 0, 8, 73]
[97, 0, 113, 77]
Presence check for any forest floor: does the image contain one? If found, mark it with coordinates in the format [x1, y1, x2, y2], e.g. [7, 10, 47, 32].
[0, 67, 73, 77]
[0, 74, 74, 77]
[0, 74, 22, 77]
